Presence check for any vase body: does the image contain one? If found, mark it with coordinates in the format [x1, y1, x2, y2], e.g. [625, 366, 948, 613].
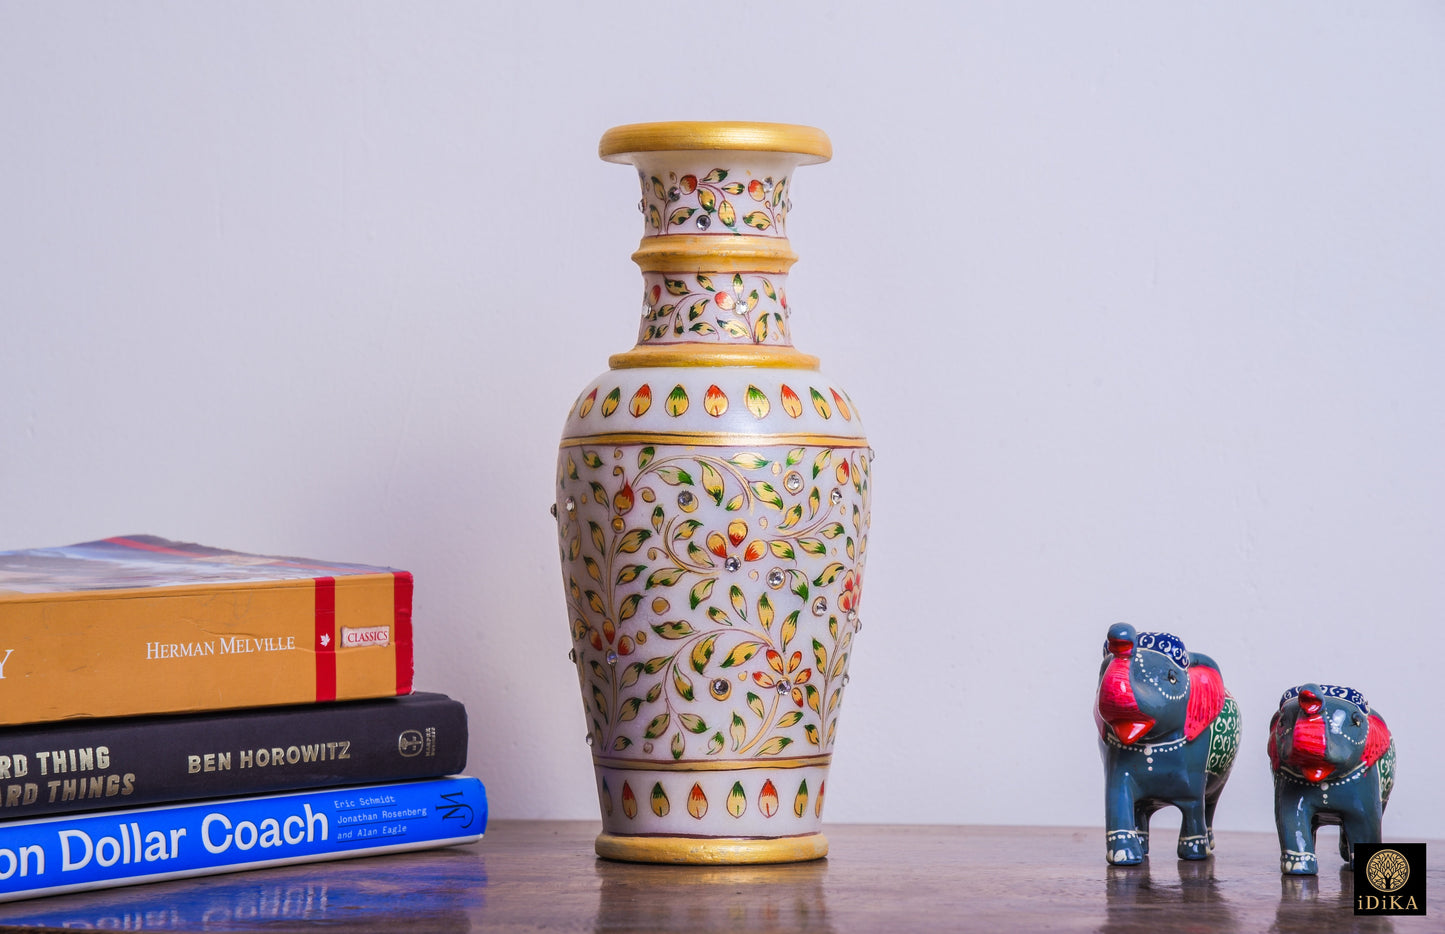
[553, 123, 870, 864]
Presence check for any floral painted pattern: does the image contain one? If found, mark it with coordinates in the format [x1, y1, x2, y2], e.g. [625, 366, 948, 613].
[566, 379, 859, 428]
[639, 272, 791, 346]
[637, 168, 790, 238]
[598, 772, 826, 824]
[555, 442, 870, 765]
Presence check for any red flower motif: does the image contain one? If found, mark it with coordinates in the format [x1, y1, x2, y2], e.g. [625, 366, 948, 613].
[706, 521, 766, 567]
[839, 570, 862, 614]
[752, 649, 812, 706]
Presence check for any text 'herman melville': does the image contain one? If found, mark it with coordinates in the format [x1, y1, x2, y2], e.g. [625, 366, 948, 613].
[146, 636, 298, 660]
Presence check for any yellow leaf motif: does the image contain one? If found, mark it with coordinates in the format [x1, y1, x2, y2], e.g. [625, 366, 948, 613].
[781, 611, 798, 647]
[721, 641, 762, 668]
[809, 387, 831, 419]
[793, 780, 808, 817]
[704, 385, 728, 417]
[691, 632, 718, 672]
[745, 385, 770, 418]
[703, 462, 726, 506]
[650, 782, 669, 817]
[727, 781, 747, 817]
[666, 385, 689, 416]
[719, 200, 736, 227]
[730, 713, 747, 751]
[578, 388, 598, 418]
[601, 387, 621, 417]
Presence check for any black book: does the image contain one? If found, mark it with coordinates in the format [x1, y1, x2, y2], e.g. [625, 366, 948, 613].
[0, 692, 467, 820]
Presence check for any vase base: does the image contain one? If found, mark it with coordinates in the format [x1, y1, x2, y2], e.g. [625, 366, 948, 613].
[595, 832, 828, 865]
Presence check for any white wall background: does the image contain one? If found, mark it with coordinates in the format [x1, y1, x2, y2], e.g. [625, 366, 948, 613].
[2, 2, 1441, 839]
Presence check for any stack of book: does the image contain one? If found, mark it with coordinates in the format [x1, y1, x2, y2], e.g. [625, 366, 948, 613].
[0, 535, 486, 901]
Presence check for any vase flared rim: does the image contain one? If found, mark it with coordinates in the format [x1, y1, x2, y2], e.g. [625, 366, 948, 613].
[599, 122, 831, 165]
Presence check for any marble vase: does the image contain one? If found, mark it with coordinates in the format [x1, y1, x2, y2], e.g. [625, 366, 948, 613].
[553, 122, 870, 864]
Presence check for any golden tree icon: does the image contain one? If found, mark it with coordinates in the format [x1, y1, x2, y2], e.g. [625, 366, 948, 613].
[1365, 849, 1410, 893]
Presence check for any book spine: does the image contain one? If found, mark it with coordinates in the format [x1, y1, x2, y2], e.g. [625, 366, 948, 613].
[0, 572, 414, 724]
[0, 776, 486, 902]
[0, 694, 468, 820]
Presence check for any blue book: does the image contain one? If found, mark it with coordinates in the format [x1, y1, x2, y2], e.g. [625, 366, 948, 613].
[0, 776, 486, 902]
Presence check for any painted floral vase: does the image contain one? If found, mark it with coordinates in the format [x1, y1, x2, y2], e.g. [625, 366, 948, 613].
[552, 122, 871, 864]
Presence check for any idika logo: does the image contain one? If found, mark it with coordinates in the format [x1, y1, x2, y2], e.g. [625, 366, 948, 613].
[1354, 843, 1426, 916]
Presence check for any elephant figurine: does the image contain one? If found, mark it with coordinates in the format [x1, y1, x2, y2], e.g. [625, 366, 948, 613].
[1268, 683, 1395, 875]
[1095, 623, 1240, 865]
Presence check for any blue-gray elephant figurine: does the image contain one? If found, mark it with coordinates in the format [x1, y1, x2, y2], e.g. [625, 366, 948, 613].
[1268, 683, 1395, 875]
[1095, 623, 1240, 865]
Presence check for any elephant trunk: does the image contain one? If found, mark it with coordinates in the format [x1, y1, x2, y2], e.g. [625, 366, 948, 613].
[1097, 655, 1154, 745]
[1284, 714, 1333, 782]
[1279, 690, 1334, 782]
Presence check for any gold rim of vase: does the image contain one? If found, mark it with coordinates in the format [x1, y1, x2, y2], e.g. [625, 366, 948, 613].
[595, 831, 829, 864]
[599, 122, 832, 165]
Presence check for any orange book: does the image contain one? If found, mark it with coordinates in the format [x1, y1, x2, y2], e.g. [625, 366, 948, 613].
[0, 536, 413, 725]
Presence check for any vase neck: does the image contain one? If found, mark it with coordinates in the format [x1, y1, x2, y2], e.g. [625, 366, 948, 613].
[620, 153, 810, 364]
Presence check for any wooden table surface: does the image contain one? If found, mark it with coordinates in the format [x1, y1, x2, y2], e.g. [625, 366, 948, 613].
[0, 820, 1435, 932]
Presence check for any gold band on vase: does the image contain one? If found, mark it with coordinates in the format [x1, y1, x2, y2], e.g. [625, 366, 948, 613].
[608, 344, 820, 370]
[595, 831, 829, 864]
[632, 235, 799, 275]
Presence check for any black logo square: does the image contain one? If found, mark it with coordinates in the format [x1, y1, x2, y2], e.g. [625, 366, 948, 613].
[1354, 842, 1426, 916]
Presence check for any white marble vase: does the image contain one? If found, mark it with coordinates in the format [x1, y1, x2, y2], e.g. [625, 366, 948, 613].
[553, 122, 870, 864]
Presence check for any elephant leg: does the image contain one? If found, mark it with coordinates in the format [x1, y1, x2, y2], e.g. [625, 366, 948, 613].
[1105, 778, 1144, 865]
[1134, 802, 1152, 856]
[1339, 807, 1381, 869]
[1204, 789, 1221, 852]
[1176, 797, 1211, 860]
[1276, 794, 1318, 875]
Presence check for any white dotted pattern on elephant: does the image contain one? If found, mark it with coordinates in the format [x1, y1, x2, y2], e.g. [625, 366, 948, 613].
[555, 442, 869, 765]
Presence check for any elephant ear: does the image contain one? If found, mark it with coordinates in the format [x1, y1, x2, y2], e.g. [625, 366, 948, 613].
[1363, 713, 1392, 769]
[1184, 664, 1227, 741]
